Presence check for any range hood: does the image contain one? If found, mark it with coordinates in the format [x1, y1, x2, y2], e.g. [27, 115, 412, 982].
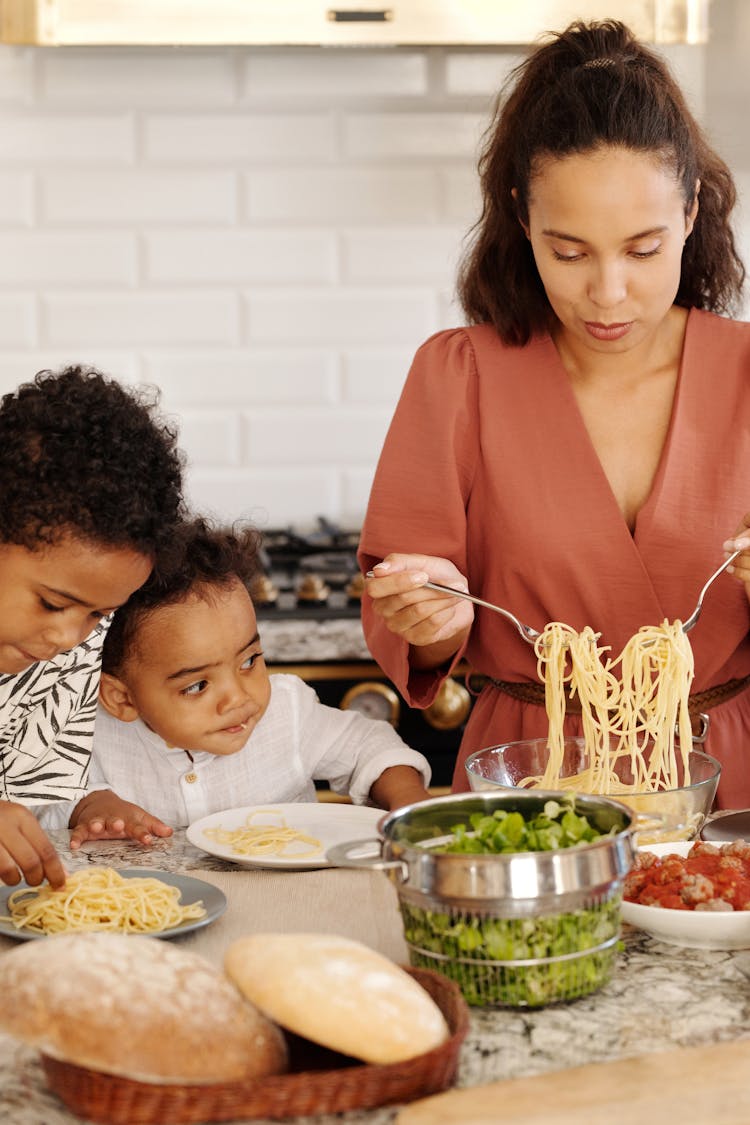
[0, 0, 710, 47]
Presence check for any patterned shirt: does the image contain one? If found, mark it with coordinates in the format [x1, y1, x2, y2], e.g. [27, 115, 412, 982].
[0, 621, 107, 805]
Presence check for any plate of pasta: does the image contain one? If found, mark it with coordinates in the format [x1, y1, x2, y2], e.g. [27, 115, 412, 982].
[186, 803, 385, 869]
[621, 841, 750, 949]
[0, 867, 227, 941]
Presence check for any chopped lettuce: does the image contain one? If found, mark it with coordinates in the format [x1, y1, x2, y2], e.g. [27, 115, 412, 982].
[403, 797, 621, 1006]
[401, 897, 621, 1007]
[434, 797, 609, 855]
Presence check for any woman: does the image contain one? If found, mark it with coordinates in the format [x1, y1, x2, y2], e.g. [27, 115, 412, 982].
[358, 19, 750, 808]
[0, 365, 184, 887]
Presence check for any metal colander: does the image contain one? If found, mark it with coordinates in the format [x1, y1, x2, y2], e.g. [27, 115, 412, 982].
[328, 790, 635, 1008]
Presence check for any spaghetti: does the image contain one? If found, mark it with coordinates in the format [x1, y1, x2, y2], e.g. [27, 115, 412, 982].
[528, 619, 694, 796]
[4, 866, 206, 935]
[204, 809, 323, 858]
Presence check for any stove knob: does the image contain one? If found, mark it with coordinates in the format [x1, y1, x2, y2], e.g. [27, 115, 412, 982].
[423, 678, 471, 730]
[249, 574, 279, 606]
[346, 572, 365, 602]
[296, 574, 331, 604]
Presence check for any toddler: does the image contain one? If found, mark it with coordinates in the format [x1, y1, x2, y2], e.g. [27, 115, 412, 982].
[40, 518, 432, 846]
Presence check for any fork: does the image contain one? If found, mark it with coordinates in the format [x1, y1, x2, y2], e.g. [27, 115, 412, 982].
[422, 581, 541, 644]
[680, 548, 742, 633]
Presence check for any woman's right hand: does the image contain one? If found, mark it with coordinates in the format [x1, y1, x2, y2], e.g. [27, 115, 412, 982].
[0, 801, 66, 889]
[365, 553, 475, 654]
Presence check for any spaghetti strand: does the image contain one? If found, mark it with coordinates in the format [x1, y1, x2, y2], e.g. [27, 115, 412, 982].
[527, 619, 694, 796]
[204, 809, 323, 858]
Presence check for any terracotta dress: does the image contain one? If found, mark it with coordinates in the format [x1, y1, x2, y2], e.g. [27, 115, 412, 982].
[358, 309, 750, 809]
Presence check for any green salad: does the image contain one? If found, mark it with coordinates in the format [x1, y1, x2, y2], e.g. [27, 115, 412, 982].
[433, 797, 609, 855]
[401, 798, 622, 1008]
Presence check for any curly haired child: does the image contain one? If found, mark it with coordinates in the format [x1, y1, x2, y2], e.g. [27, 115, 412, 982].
[0, 364, 185, 887]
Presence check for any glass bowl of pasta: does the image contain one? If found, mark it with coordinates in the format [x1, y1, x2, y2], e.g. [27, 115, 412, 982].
[464, 738, 721, 846]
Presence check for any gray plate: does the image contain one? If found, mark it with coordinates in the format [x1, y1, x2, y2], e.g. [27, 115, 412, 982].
[0, 867, 227, 941]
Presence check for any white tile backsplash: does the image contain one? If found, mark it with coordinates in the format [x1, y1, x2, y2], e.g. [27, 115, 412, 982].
[0, 232, 136, 285]
[244, 167, 442, 224]
[39, 49, 237, 106]
[342, 112, 484, 159]
[40, 170, 238, 224]
[41, 292, 240, 346]
[0, 296, 36, 347]
[144, 230, 337, 284]
[143, 351, 338, 406]
[0, 32, 745, 531]
[145, 113, 337, 163]
[242, 407, 394, 466]
[0, 350, 139, 391]
[0, 112, 134, 163]
[0, 173, 35, 226]
[0, 47, 33, 104]
[341, 227, 463, 284]
[241, 51, 428, 100]
[244, 288, 436, 346]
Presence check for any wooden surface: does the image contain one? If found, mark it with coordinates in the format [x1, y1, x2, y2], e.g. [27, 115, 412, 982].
[396, 1037, 750, 1125]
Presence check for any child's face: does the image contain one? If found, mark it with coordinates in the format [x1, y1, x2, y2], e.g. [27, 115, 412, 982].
[115, 578, 272, 756]
[0, 535, 152, 674]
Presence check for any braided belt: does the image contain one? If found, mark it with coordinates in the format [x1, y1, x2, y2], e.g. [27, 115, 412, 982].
[486, 673, 750, 744]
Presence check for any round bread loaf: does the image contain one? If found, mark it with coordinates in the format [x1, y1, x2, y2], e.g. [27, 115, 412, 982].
[0, 932, 288, 1084]
[224, 932, 449, 1065]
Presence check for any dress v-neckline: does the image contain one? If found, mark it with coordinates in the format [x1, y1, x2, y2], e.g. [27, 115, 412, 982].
[540, 308, 694, 547]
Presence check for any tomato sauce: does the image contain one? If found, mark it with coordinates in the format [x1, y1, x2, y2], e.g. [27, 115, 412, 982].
[624, 840, 750, 912]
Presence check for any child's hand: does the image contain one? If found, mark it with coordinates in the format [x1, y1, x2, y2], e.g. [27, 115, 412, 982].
[68, 790, 173, 850]
[0, 801, 67, 889]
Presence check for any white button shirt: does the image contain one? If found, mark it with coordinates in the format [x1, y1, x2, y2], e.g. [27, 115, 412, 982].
[37, 673, 431, 829]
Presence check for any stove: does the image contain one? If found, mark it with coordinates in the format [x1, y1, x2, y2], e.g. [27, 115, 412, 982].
[251, 519, 363, 623]
[251, 519, 473, 789]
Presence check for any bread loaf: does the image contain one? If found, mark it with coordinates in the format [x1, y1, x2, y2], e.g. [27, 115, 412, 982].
[0, 932, 288, 1084]
[224, 932, 449, 1065]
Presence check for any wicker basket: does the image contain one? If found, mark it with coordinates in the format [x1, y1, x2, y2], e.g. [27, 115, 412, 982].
[40, 967, 469, 1125]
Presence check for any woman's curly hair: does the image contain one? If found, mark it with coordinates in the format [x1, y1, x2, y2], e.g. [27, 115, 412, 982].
[0, 364, 185, 553]
[102, 516, 263, 675]
[458, 19, 745, 345]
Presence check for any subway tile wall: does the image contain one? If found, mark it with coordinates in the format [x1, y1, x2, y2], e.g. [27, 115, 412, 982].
[0, 39, 741, 531]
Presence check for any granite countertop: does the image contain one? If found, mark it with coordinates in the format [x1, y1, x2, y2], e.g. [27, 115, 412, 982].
[1, 829, 749, 1125]
[259, 616, 371, 663]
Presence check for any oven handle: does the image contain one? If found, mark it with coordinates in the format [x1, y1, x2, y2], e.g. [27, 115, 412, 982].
[326, 838, 408, 882]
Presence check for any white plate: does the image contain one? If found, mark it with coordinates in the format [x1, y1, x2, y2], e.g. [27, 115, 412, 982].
[622, 841, 750, 950]
[186, 802, 385, 869]
[0, 868, 227, 942]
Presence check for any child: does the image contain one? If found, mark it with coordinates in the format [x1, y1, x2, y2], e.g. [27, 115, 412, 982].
[0, 364, 185, 887]
[43, 518, 432, 847]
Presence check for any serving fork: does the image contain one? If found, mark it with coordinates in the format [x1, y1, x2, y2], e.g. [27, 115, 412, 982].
[422, 581, 542, 644]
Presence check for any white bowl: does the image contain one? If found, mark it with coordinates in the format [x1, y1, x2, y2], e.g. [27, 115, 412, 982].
[621, 841, 750, 950]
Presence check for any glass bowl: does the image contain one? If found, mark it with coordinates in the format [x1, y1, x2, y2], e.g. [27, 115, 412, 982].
[464, 737, 721, 845]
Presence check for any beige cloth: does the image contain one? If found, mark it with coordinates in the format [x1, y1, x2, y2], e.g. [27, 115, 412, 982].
[0, 867, 409, 966]
[175, 867, 408, 966]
